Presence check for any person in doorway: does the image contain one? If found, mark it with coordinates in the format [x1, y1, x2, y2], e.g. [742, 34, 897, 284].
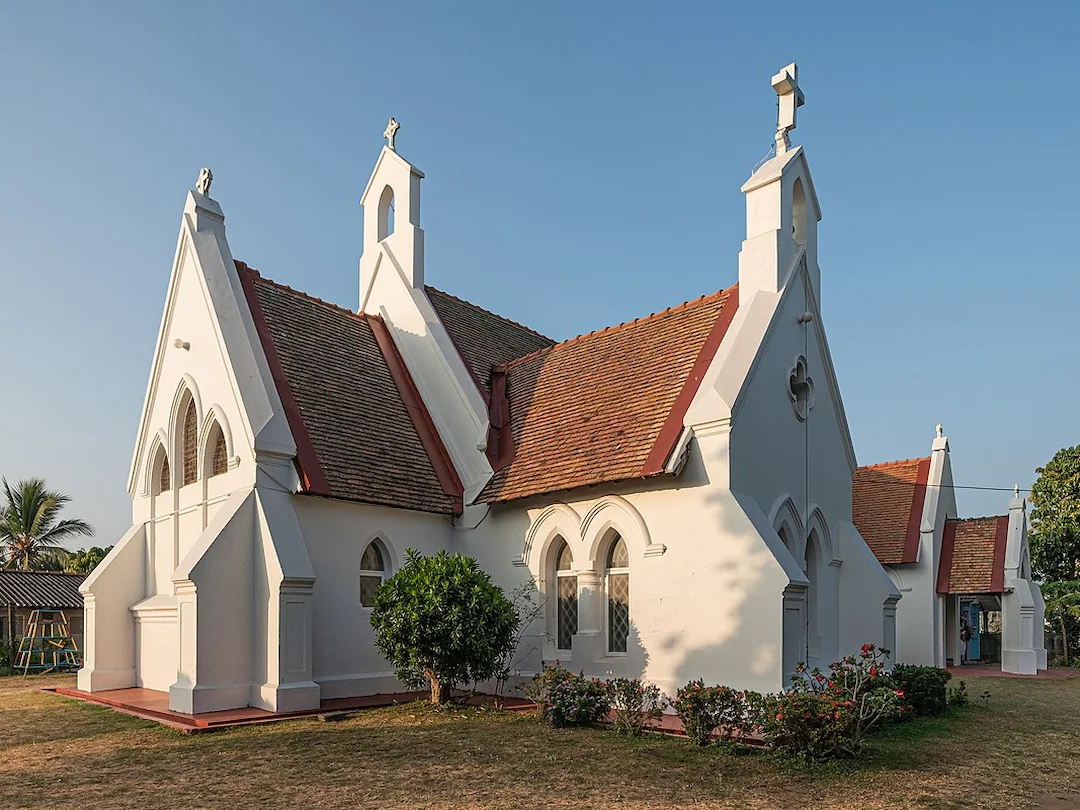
[960, 615, 973, 665]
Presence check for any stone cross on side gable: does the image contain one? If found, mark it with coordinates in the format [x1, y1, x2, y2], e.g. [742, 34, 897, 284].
[383, 117, 400, 151]
[772, 63, 805, 155]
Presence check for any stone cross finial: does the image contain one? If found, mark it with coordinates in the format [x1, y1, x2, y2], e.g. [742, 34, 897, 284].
[771, 63, 804, 155]
[383, 117, 400, 151]
[195, 167, 213, 196]
[936, 422, 943, 438]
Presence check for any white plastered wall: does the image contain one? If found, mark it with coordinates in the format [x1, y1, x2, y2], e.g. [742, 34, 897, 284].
[887, 432, 957, 667]
[292, 495, 453, 699]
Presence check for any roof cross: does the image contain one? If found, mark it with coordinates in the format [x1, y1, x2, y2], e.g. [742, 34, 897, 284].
[383, 117, 400, 151]
[771, 63, 805, 155]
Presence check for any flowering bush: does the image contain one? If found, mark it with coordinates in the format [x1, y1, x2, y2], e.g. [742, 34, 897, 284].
[673, 680, 759, 746]
[525, 664, 610, 727]
[890, 663, 951, 717]
[766, 643, 903, 760]
[608, 678, 665, 736]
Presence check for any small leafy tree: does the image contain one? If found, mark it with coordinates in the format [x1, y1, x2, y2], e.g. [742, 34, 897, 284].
[1030, 446, 1080, 582]
[0, 479, 93, 570]
[65, 546, 112, 574]
[370, 549, 518, 704]
[1042, 581, 1080, 665]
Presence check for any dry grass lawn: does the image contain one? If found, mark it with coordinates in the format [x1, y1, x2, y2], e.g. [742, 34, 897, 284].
[0, 673, 1078, 809]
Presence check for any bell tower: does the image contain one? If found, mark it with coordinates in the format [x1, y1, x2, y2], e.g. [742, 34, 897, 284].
[359, 117, 426, 311]
[738, 63, 823, 298]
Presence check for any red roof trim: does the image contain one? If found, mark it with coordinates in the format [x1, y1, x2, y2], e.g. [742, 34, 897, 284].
[236, 261, 330, 495]
[902, 458, 931, 564]
[369, 316, 464, 515]
[991, 515, 1009, 593]
[937, 519, 957, 594]
[640, 284, 740, 476]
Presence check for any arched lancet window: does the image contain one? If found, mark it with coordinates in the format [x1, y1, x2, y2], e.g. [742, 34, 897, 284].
[792, 177, 807, 249]
[359, 540, 386, 608]
[206, 421, 228, 477]
[553, 538, 577, 652]
[605, 533, 630, 655]
[154, 445, 171, 494]
[805, 530, 821, 662]
[378, 184, 395, 241]
[182, 399, 198, 486]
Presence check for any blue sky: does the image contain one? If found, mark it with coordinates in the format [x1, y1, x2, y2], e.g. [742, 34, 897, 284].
[1, 2, 1076, 546]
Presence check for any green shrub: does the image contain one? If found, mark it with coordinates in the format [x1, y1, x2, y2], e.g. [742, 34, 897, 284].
[608, 677, 665, 736]
[772, 643, 903, 760]
[525, 665, 611, 727]
[672, 681, 757, 746]
[370, 549, 518, 704]
[890, 664, 951, 717]
[948, 680, 969, 707]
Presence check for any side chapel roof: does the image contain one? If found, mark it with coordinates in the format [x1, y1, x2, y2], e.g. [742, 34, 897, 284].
[425, 286, 555, 399]
[852, 457, 931, 565]
[236, 261, 462, 515]
[937, 516, 1008, 594]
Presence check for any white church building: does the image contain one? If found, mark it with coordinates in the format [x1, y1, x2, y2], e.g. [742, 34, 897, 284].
[853, 428, 1046, 675]
[79, 65, 904, 716]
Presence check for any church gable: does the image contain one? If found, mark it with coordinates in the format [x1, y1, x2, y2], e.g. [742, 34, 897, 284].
[937, 516, 1008, 594]
[237, 263, 461, 515]
[477, 285, 738, 504]
[852, 457, 930, 565]
[425, 286, 554, 399]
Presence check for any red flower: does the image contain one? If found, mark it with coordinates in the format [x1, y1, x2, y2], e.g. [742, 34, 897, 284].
[861, 643, 872, 654]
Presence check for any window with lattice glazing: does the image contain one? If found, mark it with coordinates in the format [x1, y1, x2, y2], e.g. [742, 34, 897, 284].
[158, 449, 171, 492]
[360, 541, 385, 607]
[182, 400, 198, 485]
[605, 534, 630, 654]
[211, 426, 228, 476]
[554, 538, 577, 651]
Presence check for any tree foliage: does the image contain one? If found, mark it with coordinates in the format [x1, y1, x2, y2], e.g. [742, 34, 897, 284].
[1042, 580, 1080, 665]
[0, 479, 93, 570]
[65, 546, 112, 574]
[370, 549, 518, 704]
[1030, 445, 1080, 582]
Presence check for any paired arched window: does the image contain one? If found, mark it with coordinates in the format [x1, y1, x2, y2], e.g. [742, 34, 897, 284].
[181, 400, 198, 486]
[359, 540, 387, 608]
[553, 538, 577, 652]
[605, 534, 630, 654]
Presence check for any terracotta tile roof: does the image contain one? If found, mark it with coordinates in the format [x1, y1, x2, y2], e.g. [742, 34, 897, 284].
[477, 284, 739, 504]
[425, 286, 554, 398]
[0, 570, 86, 609]
[852, 457, 930, 565]
[938, 516, 1008, 594]
[237, 262, 461, 515]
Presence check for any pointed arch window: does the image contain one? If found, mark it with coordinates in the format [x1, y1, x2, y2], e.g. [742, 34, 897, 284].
[182, 400, 198, 486]
[207, 421, 228, 477]
[360, 540, 386, 608]
[553, 538, 577, 652]
[155, 446, 171, 494]
[605, 533, 630, 655]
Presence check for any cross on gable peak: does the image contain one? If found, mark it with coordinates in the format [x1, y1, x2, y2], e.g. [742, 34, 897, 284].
[383, 117, 400, 151]
[771, 62, 805, 155]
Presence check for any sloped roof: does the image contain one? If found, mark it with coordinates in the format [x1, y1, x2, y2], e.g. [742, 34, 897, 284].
[938, 516, 1008, 594]
[477, 285, 739, 504]
[236, 262, 462, 515]
[425, 286, 554, 398]
[0, 570, 85, 609]
[852, 457, 930, 565]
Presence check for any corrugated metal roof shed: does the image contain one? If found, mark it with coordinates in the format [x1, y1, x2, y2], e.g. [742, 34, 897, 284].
[0, 570, 85, 609]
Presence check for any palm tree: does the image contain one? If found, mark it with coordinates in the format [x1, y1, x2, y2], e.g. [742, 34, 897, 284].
[0, 478, 93, 570]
